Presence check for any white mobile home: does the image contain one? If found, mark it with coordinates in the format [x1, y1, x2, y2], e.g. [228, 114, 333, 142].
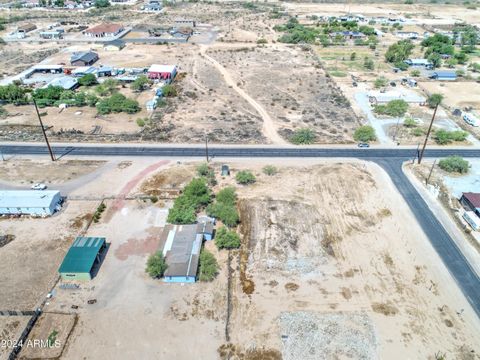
[0, 190, 62, 216]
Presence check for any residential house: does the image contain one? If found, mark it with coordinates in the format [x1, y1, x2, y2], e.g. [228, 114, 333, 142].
[39, 30, 63, 39]
[404, 58, 433, 69]
[84, 23, 124, 38]
[103, 39, 125, 51]
[70, 51, 99, 66]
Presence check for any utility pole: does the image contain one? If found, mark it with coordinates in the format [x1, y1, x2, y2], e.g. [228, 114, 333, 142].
[426, 159, 436, 186]
[418, 103, 439, 164]
[33, 99, 55, 162]
[205, 132, 209, 163]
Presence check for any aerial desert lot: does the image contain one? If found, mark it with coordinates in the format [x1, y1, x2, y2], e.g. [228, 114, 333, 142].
[1, 0, 480, 359]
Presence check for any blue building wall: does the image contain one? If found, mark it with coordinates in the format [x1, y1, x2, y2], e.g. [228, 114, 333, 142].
[204, 233, 213, 241]
[163, 276, 196, 283]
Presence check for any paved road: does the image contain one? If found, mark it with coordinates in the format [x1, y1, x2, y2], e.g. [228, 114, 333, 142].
[2, 143, 480, 317]
[2, 144, 480, 159]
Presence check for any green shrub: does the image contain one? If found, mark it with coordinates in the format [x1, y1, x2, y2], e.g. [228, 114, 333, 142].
[434, 129, 468, 144]
[235, 170, 256, 185]
[256, 38, 268, 44]
[412, 127, 425, 136]
[374, 99, 409, 117]
[0, 84, 29, 105]
[438, 156, 469, 173]
[96, 93, 140, 114]
[262, 165, 278, 176]
[353, 125, 376, 142]
[167, 178, 211, 224]
[216, 187, 237, 204]
[403, 117, 417, 127]
[78, 73, 98, 86]
[162, 84, 178, 97]
[215, 226, 241, 249]
[290, 128, 316, 144]
[198, 249, 218, 281]
[364, 57, 375, 70]
[427, 93, 443, 108]
[197, 162, 209, 176]
[410, 69, 420, 77]
[136, 118, 146, 127]
[146, 251, 168, 278]
[131, 75, 150, 92]
[207, 186, 239, 227]
[385, 40, 414, 64]
[374, 76, 388, 89]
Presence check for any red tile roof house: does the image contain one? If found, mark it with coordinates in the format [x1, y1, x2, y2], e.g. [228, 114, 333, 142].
[460, 192, 480, 218]
[84, 23, 124, 38]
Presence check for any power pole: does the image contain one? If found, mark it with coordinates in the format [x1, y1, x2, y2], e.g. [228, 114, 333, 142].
[426, 159, 436, 186]
[33, 99, 55, 162]
[418, 103, 439, 164]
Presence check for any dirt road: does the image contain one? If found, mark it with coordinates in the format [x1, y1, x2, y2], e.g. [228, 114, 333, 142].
[200, 45, 286, 145]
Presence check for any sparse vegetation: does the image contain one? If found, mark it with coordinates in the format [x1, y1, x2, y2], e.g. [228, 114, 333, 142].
[374, 99, 409, 117]
[146, 251, 168, 278]
[434, 129, 468, 144]
[290, 128, 316, 144]
[215, 226, 241, 249]
[93, 202, 106, 223]
[353, 125, 376, 142]
[262, 165, 278, 176]
[162, 84, 178, 97]
[198, 249, 219, 281]
[235, 170, 256, 185]
[438, 156, 469, 173]
[374, 76, 388, 89]
[96, 93, 140, 114]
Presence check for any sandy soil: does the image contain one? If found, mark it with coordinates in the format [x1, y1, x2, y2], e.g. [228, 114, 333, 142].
[223, 162, 480, 359]
[0, 159, 105, 186]
[0, 316, 30, 360]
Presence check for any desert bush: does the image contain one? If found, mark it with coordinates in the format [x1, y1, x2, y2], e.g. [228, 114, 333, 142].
[198, 249, 218, 281]
[207, 187, 239, 227]
[290, 128, 316, 145]
[146, 251, 168, 278]
[167, 178, 211, 224]
[215, 226, 241, 249]
[78, 73, 98, 86]
[374, 99, 408, 117]
[162, 84, 178, 97]
[434, 129, 468, 144]
[403, 117, 417, 127]
[353, 125, 376, 142]
[438, 156, 469, 173]
[262, 165, 278, 176]
[374, 76, 388, 89]
[96, 93, 140, 114]
[235, 170, 256, 185]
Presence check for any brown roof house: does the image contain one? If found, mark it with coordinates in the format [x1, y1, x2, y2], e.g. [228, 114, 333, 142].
[460, 192, 480, 218]
[84, 23, 124, 38]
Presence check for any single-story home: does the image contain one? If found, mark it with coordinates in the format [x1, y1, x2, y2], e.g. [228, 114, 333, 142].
[429, 70, 457, 81]
[70, 51, 99, 66]
[17, 23, 37, 34]
[103, 39, 126, 51]
[0, 190, 62, 216]
[85, 23, 124, 38]
[331, 31, 366, 40]
[147, 64, 177, 80]
[39, 30, 63, 39]
[45, 76, 79, 90]
[404, 58, 433, 69]
[58, 237, 107, 280]
[174, 19, 196, 28]
[460, 192, 480, 217]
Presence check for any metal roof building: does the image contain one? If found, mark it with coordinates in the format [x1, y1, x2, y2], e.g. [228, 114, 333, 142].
[44, 76, 79, 90]
[429, 70, 457, 81]
[59, 237, 106, 280]
[160, 224, 203, 283]
[0, 190, 62, 216]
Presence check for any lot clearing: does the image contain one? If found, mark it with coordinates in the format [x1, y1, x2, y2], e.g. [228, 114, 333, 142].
[0, 158, 479, 359]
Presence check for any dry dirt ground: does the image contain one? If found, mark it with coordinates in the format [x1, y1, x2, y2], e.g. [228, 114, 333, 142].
[0, 316, 30, 360]
[0, 159, 105, 187]
[1, 159, 476, 360]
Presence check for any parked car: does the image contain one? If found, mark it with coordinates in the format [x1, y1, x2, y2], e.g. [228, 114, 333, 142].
[463, 113, 479, 127]
[357, 143, 370, 148]
[31, 183, 47, 190]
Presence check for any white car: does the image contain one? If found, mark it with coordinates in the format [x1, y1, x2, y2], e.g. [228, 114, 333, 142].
[463, 113, 479, 127]
[31, 183, 47, 190]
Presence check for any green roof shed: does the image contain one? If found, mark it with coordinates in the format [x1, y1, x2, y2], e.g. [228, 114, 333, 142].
[59, 237, 106, 280]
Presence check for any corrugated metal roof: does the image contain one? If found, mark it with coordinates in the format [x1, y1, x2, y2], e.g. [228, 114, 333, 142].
[0, 190, 60, 208]
[58, 237, 105, 274]
[70, 51, 98, 64]
[45, 76, 78, 90]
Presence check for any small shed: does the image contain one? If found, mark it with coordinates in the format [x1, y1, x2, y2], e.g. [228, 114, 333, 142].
[429, 70, 457, 81]
[17, 23, 37, 33]
[0, 190, 62, 216]
[59, 237, 106, 280]
[221, 164, 230, 176]
[96, 66, 113, 77]
[103, 39, 125, 51]
[196, 221, 214, 241]
[146, 98, 157, 111]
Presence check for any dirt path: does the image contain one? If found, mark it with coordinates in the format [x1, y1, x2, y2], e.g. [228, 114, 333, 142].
[199, 45, 286, 145]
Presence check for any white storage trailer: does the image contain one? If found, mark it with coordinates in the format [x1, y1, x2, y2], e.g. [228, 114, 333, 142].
[0, 190, 62, 216]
